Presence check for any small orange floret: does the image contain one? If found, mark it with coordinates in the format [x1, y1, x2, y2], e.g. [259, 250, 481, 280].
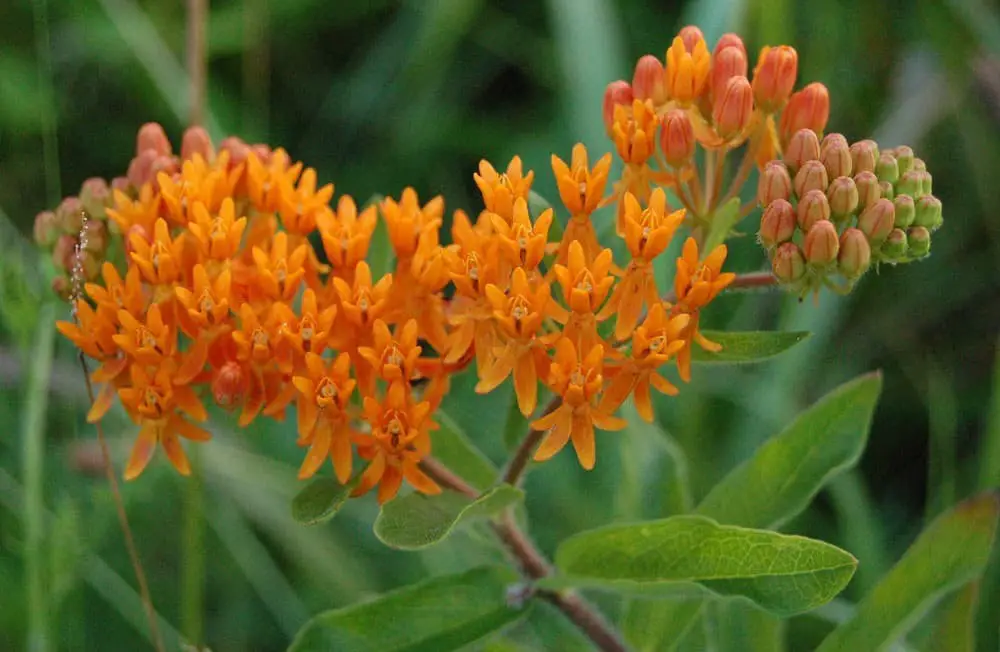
[474, 156, 534, 225]
[489, 197, 552, 271]
[291, 352, 356, 482]
[665, 34, 711, 104]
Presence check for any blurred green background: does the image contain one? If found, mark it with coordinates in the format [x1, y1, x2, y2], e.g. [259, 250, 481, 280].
[2, 0, 1000, 650]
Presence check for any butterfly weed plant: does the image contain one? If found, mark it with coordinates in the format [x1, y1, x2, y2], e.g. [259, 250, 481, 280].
[33, 24, 998, 652]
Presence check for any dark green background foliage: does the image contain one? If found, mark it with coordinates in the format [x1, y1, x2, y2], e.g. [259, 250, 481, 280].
[2, 0, 1000, 650]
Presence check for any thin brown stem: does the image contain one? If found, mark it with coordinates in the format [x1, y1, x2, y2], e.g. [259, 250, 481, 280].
[500, 397, 561, 486]
[703, 149, 716, 214]
[79, 355, 165, 652]
[719, 128, 761, 206]
[186, 0, 207, 126]
[728, 270, 779, 291]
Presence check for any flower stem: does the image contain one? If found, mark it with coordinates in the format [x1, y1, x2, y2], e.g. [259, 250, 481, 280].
[186, 0, 207, 127]
[500, 396, 561, 486]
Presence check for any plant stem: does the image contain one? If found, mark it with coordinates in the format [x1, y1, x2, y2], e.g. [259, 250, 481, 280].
[500, 397, 561, 486]
[186, 0, 207, 127]
[719, 132, 759, 206]
[728, 270, 779, 292]
[703, 149, 716, 214]
[181, 449, 205, 646]
[32, 0, 60, 205]
[420, 457, 629, 652]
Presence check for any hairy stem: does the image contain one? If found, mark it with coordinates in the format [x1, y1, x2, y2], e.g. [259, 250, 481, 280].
[500, 397, 561, 486]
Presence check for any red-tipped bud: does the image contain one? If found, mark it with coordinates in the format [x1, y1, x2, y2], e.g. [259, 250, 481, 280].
[603, 81, 634, 133]
[660, 109, 696, 167]
[849, 140, 879, 174]
[893, 146, 915, 175]
[79, 177, 110, 220]
[82, 219, 108, 253]
[779, 82, 830, 147]
[136, 122, 171, 157]
[794, 160, 829, 198]
[759, 199, 796, 247]
[708, 45, 748, 101]
[821, 133, 849, 153]
[876, 153, 899, 184]
[858, 198, 895, 243]
[838, 227, 871, 278]
[804, 220, 839, 266]
[784, 128, 821, 175]
[820, 138, 852, 179]
[678, 26, 705, 52]
[79, 249, 101, 281]
[912, 157, 927, 172]
[713, 33, 747, 59]
[907, 226, 931, 257]
[757, 161, 792, 206]
[633, 55, 667, 104]
[914, 195, 943, 231]
[56, 197, 84, 234]
[773, 242, 806, 283]
[752, 45, 798, 112]
[219, 136, 252, 167]
[181, 126, 215, 162]
[827, 176, 859, 218]
[51, 275, 71, 301]
[127, 149, 159, 189]
[712, 76, 753, 139]
[854, 171, 881, 212]
[893, 194, 916, 229]
[881, 228, 908, 260]
[878, 180, 894, 201]
[34, 211, 58, 248]
[797, 189, 831, 232]
[110, 176, 130, 194]
[52, 235, 77, 271]
[213, 361, 249, 409]
[250, 144, 272, 164]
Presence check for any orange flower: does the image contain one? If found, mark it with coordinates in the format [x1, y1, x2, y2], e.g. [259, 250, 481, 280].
[551, 144, 612, 263]
[611, 99, 659, 168]
[317, 195, 377, 277]
[246, 149, 302, 214]
[356, 382, 440, 504]
[277, 167, 333, 235]
[112, 303, 175, 366]
[331, 261, 393, 333]
[444, 210, 500, 373]
[489, 197, 552, 271]
[251, 231, 308, 302]
[107, 185, 161, 236]
[380, 188, 444, 262]
[531, 338, 626, 470]
[130, 218, 185, 287]
[158, 151, 240, 224]
[187, 198, 247, 261]
[665, 34, 711, 105]
[551, 240, 614, 352]
[231, 303, 293, 373]
[474, 156, 534, 224]
[274, 288, 337, 356]
[84, 262, 146, 319]
[358, 319, 421, 383]
[174, 264, 233, 338]
[600, 303, 689, 421]
[292, 352, 357, 482]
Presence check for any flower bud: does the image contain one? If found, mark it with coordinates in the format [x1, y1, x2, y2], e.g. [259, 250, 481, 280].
[220, 136, 252, 167]
[858, 198, 895, 244]
[33, 211, 58, 248]
[893, 146, 915, 175]
[713, 33, 747, 58]
[125, 224, 150, 258]
[80, 178, 110, 221]
[804, 220, 840, 266]
[919, 170, 933, 196]
[181, 126, 215, 162]
[784, 128, 821, 175]
[827, 176, 859, 218]
[881, 228, 908, 260]
[911, 157, 927, 172]
[752, 45, 798, 112]
[213, 361, 249, 409]
[136, 122, 172, 157]
[712, 76, 753, 139]
[633, 55, 667, 104]
[893, 194, 916, 229]
[80, 249, 101, 281]
[876, 153, 899, 184]
[56, 197, 84, 234]
[660, 109, 696, 167]
[708, 44, 748, 101]
[797, 189, 831, 232]
[907, 226, 931, 258]
[82, 219, 108, 253]
[914, 195, 943, 231]
[838, 227, 871, 279]
[603, 81, 634, 133]
[849, 140, 879, 174]
[793, 160, 829, 198]
[820, 138, 852, 179]
[111, 176, 130, 194]
[878, 180, 894, 201]
[51, 275, 71, 301]
[895, 170, 921, 198]
[821, 133, 849, 153]
[52, 235, 77, 271]
[854, 171, 881, 211]
[759, 199, 796, 247]
[773, 242, 806, 282]
[679, 26, 705, 51]
[665, 34, 710, 103]
[779, 82, 830, 146]
[127, 149, 159, 188]
[757, 161, 792, 206]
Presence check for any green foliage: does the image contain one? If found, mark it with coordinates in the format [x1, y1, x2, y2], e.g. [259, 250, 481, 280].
[702, 197, 742, 254]
[288, 566, 529, 652]
[691, 331, 811, 363]
[551, 515, 857, 616]
[291, 475, 362, 525]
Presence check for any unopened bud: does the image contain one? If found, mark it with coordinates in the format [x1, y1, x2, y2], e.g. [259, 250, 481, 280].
[793, 160, 829, 198]
[838, 228, 871, 278]
[784, 128, 821, 175]
[752, 45, 798, 112]
[911, 158, 927, 172]
[821, 133, 849, 153]
[81, 249, 102, 280]
[34, 211, 58, 247]
[111, 176, 130, 194]
[759, 199, 796, 247]
[881, 228, 908, 260]
[660, 109, 696, 167]
[56, 197, 84, 234]
[827, 176, 859, 218]
[804, 220, 840, 266]
[603, 81, 634, 133]
[82, 219, 108, 253]
[212, 361, 249, 409]
[250, 144, 271, 164]
[773, 242, 806, 282]
[858, 198, 896, 244]
[127, 149, 159, 188]
[633, 55, 667, 104]
[79, 177, 110, 220]
[878, 180, 894, 201]
[51, 275, 71, 301]
[219, 136, 252, 167]
[849, 140, 879, 174]
[181, 126, 215, 162]
[712, 76, 753, 139]
[893, 194, 916, 229]
[136, 122, 172, 157]
[678, 26, 705, 52]
[52, 235, 77, 271]
[854, 171, 881, 211]
[893, 146, 915, 175]
[914, 195, 943, 231]
[757, 161, 792, 206]
[150, 155, 179, 184]
[919, 170, 933, 196]
[708, 44, 748, 101]
[876, 153, 899, 184]
[797, 189, 831, 232]
[907, 226, 931, 258]
[779, 82, 830, 146]
[713, 33, 747, 59]
[820, 138, 852, 179]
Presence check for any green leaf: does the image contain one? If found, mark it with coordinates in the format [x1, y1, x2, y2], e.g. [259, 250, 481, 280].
[621, 598, 704, 652]
[691, 330, 811, 364]
[705, 601, 784, 652]
[288, 566, 530, 652]
[816, 491, 1000, 652]
[923, 582, 979, 652]
[430, 409, 499, 492]
[696, 372, 882, 529]
[291, 476, 358, 525]
[374, 485, 523, 550]
[552, 515, 857, 616]
[702, 196, 742, 253]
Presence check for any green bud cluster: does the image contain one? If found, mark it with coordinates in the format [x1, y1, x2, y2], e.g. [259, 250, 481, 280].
[756, 129, 942, 299]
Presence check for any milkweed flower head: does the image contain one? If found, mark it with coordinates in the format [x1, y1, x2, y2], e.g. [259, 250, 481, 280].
[42, 25, 942, 497]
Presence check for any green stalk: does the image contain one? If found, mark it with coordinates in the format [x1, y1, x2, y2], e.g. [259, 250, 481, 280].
[32, 0, 60, 204]
[181, 448, 206, 646]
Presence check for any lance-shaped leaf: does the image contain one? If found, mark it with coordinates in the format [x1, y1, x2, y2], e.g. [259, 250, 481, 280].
[291, 474, 361, 525]
[432, 409, 498, 491]
[621, 598, 704, 652]
[552, 515, 857, 616]
[374, 485, 523, 550]
[816, 491, 1000, 652]
[289, 566, 530, 652]
[696, 372, 882, 529]
[692, 330, 810, 364]
[702, 196, 742, 253]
